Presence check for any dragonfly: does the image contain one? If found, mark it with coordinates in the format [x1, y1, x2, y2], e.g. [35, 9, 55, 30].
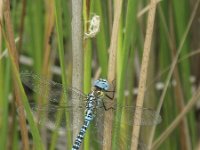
[19, 71, 162, 150]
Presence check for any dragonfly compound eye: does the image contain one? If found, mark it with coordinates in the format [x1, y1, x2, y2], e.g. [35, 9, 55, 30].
[96, 91, 104, 97]
[94, 79, 109, 91]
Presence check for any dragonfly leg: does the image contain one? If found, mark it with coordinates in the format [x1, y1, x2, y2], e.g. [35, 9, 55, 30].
[101, 101, 115, 111]
[104, 106, 114, 111]
[105, 91, 115, 100]
[105, 80, 116, 100]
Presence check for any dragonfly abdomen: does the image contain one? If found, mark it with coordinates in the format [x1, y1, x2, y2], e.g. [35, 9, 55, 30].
[72, 120, 91, 150]
[72, 92, 96, 150]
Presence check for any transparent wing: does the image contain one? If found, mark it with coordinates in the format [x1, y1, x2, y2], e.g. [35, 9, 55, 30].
[99, 93, 161, 126]
[17, 103, 152, 149]
[20, 71, 87, 106]
[86, 116, 148, 150]
[103, 106, 162, 126]
[94, 98, 162, 126]
[24, 101, 161, 135]
[82, 106, 156, 149]
[87, 132, 147, 150]
[17, 102, 85, 132]
[117, 106, 162, 125]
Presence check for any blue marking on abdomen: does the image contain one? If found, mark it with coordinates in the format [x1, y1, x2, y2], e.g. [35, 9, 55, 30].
[72, 93, 96, 150]
[71, 120, 91, 150]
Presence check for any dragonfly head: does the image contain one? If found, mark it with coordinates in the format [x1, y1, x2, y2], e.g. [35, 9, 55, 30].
[94, 79, 109, 91]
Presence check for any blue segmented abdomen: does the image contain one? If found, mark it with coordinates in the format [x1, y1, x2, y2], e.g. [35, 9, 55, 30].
[72, 120, 91, 150]
[72, 93, 95, 150]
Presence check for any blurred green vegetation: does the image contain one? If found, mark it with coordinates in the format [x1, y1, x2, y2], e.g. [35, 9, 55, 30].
[0, 0, 200, 150]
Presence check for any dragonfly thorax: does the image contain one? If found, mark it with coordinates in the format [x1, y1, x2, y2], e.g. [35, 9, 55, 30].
[85, 92, 98, 120]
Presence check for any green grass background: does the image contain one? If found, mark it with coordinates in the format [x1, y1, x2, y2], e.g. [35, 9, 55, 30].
[0, 0, 200, 150]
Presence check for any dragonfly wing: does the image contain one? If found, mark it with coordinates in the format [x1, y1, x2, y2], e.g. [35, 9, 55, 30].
[89, 107, 147, 150]
[87, 115, 147, 150]
[115, 106, 162, 126]
[18, 102, 85, 132]
[20, 71, 87, 106]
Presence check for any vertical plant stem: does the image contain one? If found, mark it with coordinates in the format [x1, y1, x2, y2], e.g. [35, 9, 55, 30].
[52, 0, 72, 149]
[148, 0, 200, 148]
[0, 2, 6, 149]
[93, 0, 108, 77]
[172, 0, 196, 148]
[83, 40, 92, 149]
[131, 0, 157, 150]
[42, 0, 54, 75]
[27, 0, 44, 72]
[169, 3, 191, 149]
[0, 61, 11, 150]
[71, 0, 83, 143]
[0, 0, 2, 42]
[103, 0, 122, 149]
[151, 85, 200, 150]
[2, 22, 44, 150]
[83, 2, 92, 149]
[17, 0, 26, 51]
[113, 0, 138, 149]
[3, 0, 30, 149]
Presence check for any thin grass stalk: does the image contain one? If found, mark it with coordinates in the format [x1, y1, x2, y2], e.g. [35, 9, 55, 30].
[150, 3, 178, 149]
[83, 1, 92, 149]
[161, 7, 177, 150]
[3, 1, 30, 149]
[0, 62, 11, 150]
[9, 109, 17, 150]
[131, 0, 157, 149]
[0, 58, 7, 148]
[138, 2, 157, 146]
[13, 119, 19, 149]
[0, 1, 6, 149]
[8, 104, 18, 150]
[116, 14, 123, 80]
[137, 0, 162, 18]
[40, 3, 55, 148]
[113, 0, 138, 149]
[71, 0, 83, 146]
[173, 0, 196, 148]
[37, 3, 55, 147]
[172, 64, 191, 150]
[83, 41, 92, 149]
[93, 0, 108, 77]
[102, 0, 122, 150]
[172, 0, 191, 92]
[17, 0, 26, 51]
[169, 5, 191, 148]
[0, 70, 5, 149]
[146, 49, 200, 91]
[50, 108, 65, 150]
[122, 45, 135, 149]
[148, 0, 200, 148]
[15, 71, 44, 149]
[28, 0, 44, 72]
[169, 1, 193, 149]
[151, 85, 200, 150]
[49, 1, 71, 149]
[1, 9, 43, 150]
[0, 60, 10, 150]
[108, 0, 113, 34]
[42, 0, 54, 75]
[115, 11, 126, 150]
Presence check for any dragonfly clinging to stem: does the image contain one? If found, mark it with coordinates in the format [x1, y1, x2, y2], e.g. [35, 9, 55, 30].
[19, 71, 162, 150]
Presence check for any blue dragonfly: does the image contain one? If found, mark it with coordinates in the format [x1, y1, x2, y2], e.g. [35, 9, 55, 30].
[19, 71, 162, 150]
